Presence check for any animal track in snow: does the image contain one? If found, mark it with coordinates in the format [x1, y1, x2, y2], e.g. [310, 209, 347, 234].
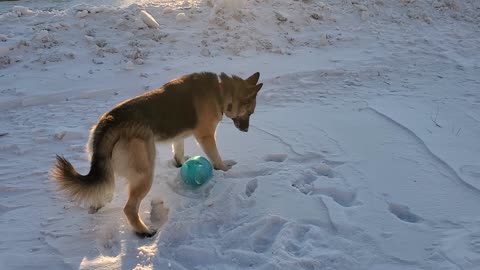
[388, 202, 422, 223]
[97, 222, 121, 256]
[290, 168, 357, 207]
[0, 185, 35, 196]
[264, 153, 287, 162]
[0, 204, 27, 216]
[245, 179, 258, 197]
[224, 167, 273, 179]
[470, 232, 480, 254]
[312, 162, 334, 177]
[291, 171, 318, 195]
[150, 199, 169, 228]
[221, 216, 287, 254]
[311, 187, 357, 207]
[438, 225, 480, 266]
[251, 216, 286, 253]
[460, 165, 480, 179]
[281, 223, 313, 257]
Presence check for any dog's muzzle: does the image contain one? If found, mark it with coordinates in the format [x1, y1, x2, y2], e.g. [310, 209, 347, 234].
[233, 118, 249, 132]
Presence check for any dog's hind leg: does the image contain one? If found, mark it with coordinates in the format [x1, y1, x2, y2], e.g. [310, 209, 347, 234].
[125, 178, 156, 237]
[121, 137, 157, 237]
[172, 139, 186, 167]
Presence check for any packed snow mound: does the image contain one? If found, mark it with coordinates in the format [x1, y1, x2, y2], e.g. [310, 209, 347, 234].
[0, 0, 478, 70]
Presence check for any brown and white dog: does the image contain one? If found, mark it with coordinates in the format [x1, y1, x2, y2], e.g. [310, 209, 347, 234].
[51, 72, 263, 237]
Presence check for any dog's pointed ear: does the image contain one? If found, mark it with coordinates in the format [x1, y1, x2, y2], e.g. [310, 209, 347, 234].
[246, 72, 260, 85]
[245, 83, 263, 100]
[249, 83, 263, 93]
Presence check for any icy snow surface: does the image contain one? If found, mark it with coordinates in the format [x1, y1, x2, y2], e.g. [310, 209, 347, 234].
[1, 0, 480, 269]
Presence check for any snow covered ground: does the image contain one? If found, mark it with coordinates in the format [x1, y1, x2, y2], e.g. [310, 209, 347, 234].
[1, 0, 480, 269]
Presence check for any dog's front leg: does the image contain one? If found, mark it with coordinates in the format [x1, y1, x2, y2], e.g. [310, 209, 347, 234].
[195, 135, 234, 171]
[172, 139, 186, 167]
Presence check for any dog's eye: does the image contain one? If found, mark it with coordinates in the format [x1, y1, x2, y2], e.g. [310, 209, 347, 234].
[227, 103, 232, 112]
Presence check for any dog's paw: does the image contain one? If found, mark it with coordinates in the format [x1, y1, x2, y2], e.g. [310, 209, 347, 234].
[172, 158, 183, 168]
[172, 155, 190, 168]
[215, 160, 237, 171]
[224, 160, 237, 167]
[135, 229, 157, 238]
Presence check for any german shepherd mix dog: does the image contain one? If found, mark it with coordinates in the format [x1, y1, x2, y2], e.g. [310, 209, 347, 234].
[51, 72, 263, 237]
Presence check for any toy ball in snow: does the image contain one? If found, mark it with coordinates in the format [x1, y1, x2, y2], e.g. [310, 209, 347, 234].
[180, 156, 213, 187]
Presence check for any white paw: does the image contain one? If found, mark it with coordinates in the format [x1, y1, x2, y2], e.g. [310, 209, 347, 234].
[215, 160, 237, 171]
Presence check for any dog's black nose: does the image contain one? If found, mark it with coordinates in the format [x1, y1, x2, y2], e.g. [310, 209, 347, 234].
[233, 118, 249, 132]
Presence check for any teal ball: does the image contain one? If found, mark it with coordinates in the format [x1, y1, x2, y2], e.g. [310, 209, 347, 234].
[180, 156, 213, 187]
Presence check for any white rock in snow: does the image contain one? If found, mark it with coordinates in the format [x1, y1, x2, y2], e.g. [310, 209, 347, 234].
[84, 35, 95, 43]
[176, 13, 188, 22]
[140, 10, 160, 28]
[0, 35, 7, 42]
[163, 7, 174, 14]
[13, 6, 34, 17]
[354, 4, 368, 12]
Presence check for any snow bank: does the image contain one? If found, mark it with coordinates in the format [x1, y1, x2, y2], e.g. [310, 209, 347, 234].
[0, 1, 479, 270]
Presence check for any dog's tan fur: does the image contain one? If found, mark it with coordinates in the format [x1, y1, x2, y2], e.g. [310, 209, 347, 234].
[51, 72, 262, 237]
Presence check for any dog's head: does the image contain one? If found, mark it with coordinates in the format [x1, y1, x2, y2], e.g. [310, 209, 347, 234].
[221, 72, 263, 132]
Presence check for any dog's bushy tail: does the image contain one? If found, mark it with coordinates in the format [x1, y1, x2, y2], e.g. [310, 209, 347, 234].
[51, 143, 114, 209]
